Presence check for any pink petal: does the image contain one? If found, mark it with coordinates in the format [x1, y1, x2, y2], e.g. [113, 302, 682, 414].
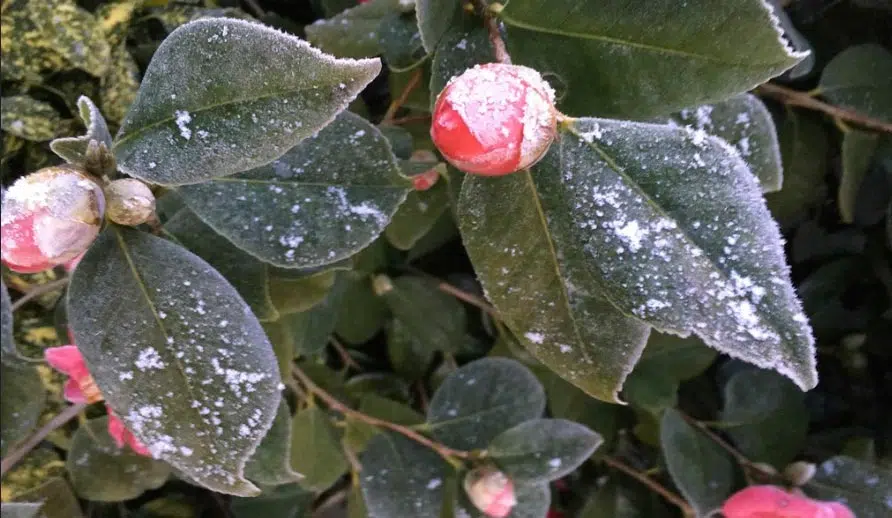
[62, 378, 88, 403]
[63, 252, 84, 272]
[44, 345, 89, 379]
[106, 408, 151, 457]
[824, 502, 855, 518]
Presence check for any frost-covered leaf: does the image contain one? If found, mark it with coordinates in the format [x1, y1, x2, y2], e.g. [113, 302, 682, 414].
[178, 112, 410, 268]
[245, 400, 302, 486]
[360, 432, 448, 518]
[426, 358, 545, 450]
[270, 274, 346, 357]
[289, 407, 347, 491]
[720, 368, 808, 468]
[0, 503, 43, 518]
[766, 0, 814, 79]
[489, 419, 602, 484]
[387, 319, 436, 381]
[66, 416, 171, 502]
[500, 0, 807, 117]
[535, 367, 622, 448]
[665, 94, 783, 193]
[0, 95, 61, 142]
[483, 118, 816, 391]
[429, 17, 494, 106]
[377, 276, 466, 354]
[1, 280, 17, 361]
[385, 172, 451, 250]
[661, 409, 736, 517]
[335, 273, 389, 344]
[67, 226, 281, 496]
[819, 44, 892, 122]
[306, 0, 401, 58]
[0, 362, 45, 458]
[50, 96, 113, 165]
[765, 109, 829, 229]
[114, 18, 381, 185]
[804, 456, 892, 518]
[839, 130, 885, 224]
[379, 12, 427, 72]
[164, 209, 279, 322]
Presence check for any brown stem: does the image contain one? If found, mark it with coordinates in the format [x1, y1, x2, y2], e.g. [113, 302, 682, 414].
[598, 455, 695, 517]
[390, 114, 432, 126]
[477, 2, 511, 64]
[382, 68, 424, 124]
[292, 365, 472, 461]
[677, 411, 777, 482]
[0, 402, 86, 476]
[10, 277, 70, 312]
[330, 336, 361, 371]
[437, 282, 500, 318]
[756, 83, 892, 134]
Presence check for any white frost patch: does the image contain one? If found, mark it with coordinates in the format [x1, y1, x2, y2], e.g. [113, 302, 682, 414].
[426, 478, 442, 490]
[135, 347, 165, 371]
[548, 458, 562, 469]
[614, 220, 647, 253]
[524, 332, 545, 344]
[175, 110, 192, 140]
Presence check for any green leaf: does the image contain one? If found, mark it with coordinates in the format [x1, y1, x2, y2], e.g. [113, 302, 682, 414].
[29, 0, 112, 77]
[9, 477, 84, 518]
[664, 94, 783, 193]
[1, 503, 43, 518]
[178, 112, 410, 268]
[66, 416, 171, 502]
[335, 273, 389, 344]
[489, 418, 602, 484]
[429, 18, 494, 106]
[839, 130, 883, 224]
[279, 274, 348, 357]
[377, 276, 467, 354]
[579, 481, 652, 518]
[387, 319, 436, 381]
[1, 279, 18, 361]
[465, 117, 818, 397]
[660, 408, 736, 517]
[766, 0, 814, 80]
[804, 456, 892, 518]
[50, 96, 113, 165]
[819, 44, 892, 122]
[720, 367, 807, 468]
[765, 109, 829, 229]
[230, 483, 314, 518]
[426, 357, 545, 450]
[245, 400, 303, 486]
[67, 226, 282, 496]
[458, 171, 650, 403]
[268, 270, 337, 316]
[385, 166, 451, 250]
[0, 95, 61, 142]
[164, 209, 279, 322]
[0, 362, 45, 458]
[639, 332, 719, 382]
[289, 407, 348, 491]
[379, 12, 427, 72]
[306, 0, 401, 58]
[415, 0, 462, 54]
[344, 394, 424, 452]
[535, 367, 622, 448]
[114, 18, 381, 185]
[500, 0, 806, 118]
[389, 68, 434, 113]
[360, 432, 449, 518]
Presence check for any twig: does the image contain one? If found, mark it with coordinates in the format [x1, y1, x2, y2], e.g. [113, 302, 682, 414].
[242, 0, 265, 18]
[292, 364, 472, 461]
[677, 411, 777, 482]
[598, 455, 695, 517]
[437, 282, 500, 318]
[390, 114, 431, 126]
[756, 83, 892, 134]
[10, 277, 70, 312]
[478, 2, 511, 64]
[1, 402, 86, 476]
[330, 336, 361, 371]
[382, 68, 424, 124]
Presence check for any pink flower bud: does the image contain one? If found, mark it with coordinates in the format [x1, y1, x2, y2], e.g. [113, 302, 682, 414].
[722, 485, 855, 518]
[411, 169, 440, 191]
[1, 165, 104, 273]
[107, 409, 152, 457]
[464, 466, 517, 518]
[431, 63, 557, 176]
[105, 178, 155, 226]
[44, 344, 104, 404]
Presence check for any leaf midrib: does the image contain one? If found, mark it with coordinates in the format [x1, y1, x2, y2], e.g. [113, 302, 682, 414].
[500, 12, 796, 69]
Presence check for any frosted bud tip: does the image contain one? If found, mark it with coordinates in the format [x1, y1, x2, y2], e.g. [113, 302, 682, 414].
[105, 178, 156, 226]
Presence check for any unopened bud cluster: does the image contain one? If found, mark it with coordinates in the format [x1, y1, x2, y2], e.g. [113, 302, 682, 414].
[431, 63, 557, 176]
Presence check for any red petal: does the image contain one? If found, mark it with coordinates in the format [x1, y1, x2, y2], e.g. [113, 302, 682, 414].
[44, 345, 89, 379]
[1, 211, 55, 273]
[62, 378, 88, 403]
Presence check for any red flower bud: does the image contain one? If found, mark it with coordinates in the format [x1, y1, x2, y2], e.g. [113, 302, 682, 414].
[464, 466, 517, 518]
[1, 165, 104, 273]
[722, 486, 854, 518]
[411, 169, 440, 191]
[431, 63, 557, 176]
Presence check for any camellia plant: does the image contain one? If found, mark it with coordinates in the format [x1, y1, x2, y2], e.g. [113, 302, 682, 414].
[1, 0, 890, 517]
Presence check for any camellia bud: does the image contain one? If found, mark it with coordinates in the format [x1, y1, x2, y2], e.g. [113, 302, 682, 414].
[1, 165, 105, 273]
[464, 466, 517, 518]
[783, 461, 817, 486]
[431, 63, 557, 176]
[105, 178, 156, 226]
